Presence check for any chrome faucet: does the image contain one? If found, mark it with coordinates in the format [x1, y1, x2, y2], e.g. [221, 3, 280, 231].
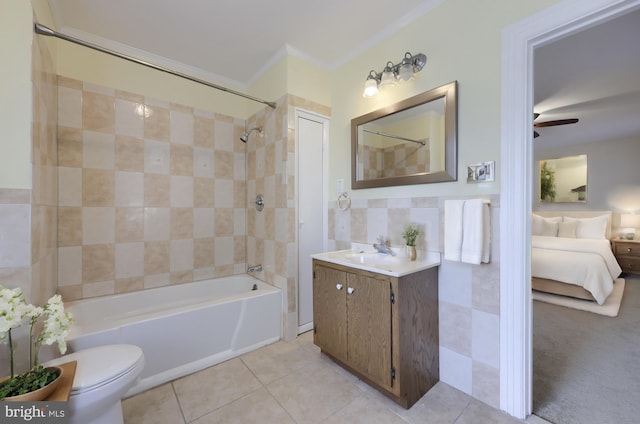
[247, 264, 263, 273]
[373, 235, 395, 256]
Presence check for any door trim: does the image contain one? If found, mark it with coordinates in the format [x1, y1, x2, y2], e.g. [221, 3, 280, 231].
[295, 108, 330, 334]
[500, 0, 640, 418]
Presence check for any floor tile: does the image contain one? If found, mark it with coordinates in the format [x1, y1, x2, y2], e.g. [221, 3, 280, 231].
[321, 393, 409, 424]
[172, 358, 262, 422]
[123, 383, 185, 424]
[241, 340, 316, 384]
[266, 361, 363, 424]
[399, 382, 472, 424]
[191, 387, 295, 424]
[455, 399, 525, 424]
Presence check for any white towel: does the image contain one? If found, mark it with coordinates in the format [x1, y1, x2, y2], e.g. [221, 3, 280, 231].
[444, 200, 465, 261]
[461, 199, 491, 264]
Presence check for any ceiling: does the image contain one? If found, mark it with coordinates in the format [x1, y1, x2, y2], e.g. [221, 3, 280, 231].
[48, 0, 443, 88]
[47, 1, 640, 148]
[533, 8, 640, 149]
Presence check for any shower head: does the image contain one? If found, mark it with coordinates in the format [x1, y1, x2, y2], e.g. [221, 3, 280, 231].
[240, 127, 262, 143]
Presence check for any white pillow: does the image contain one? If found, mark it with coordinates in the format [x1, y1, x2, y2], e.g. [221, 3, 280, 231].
[540, 219, 559, 236]
[563, 215, 609, 239]
[532, 214, 561, 236]
[557, 220, 577, 238]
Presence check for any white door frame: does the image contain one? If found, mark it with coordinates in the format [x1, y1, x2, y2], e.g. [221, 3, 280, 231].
[295, 108, 329, 334]
[500, 0, 640, 418]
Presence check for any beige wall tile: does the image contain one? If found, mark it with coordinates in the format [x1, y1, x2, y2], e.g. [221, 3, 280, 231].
[116, 207, 144, 242]
[194, 115, 214, 148]
[193, 147, 214, 178]
[194, 238, 214, 268]
[170, 144, 194, 176]
[144, 241, 170, 275]
[144, 105, 170, 141]
[58, 167, 82, 207]
[115, 136, 144, 172]
[214, 120, 234, 152]
[115, 277, 144, 294]
[214, 237, 234, 265]
[57, 86, 82, 128]
[170, 239, 194, 272]
[214, 208, 233, 237]
[171, 270, 193, 284]
[57, 285, 82, 301]
[194, 177, 215, 208]
[83, 91, 115, 133]
[82, 244, 115, 283]
[171, 208, 193, 239]
[214, 180, 233, 208]
[58, 207, 82, 246]
[58, 246, 81, 286]
[58, 127, 83, 168]
[82, 280, 115, 298]
[83, 169, 115, 206]
[214, 150, 233, 179]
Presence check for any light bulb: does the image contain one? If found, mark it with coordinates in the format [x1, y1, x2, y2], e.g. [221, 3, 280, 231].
[362, 78, 379, 97]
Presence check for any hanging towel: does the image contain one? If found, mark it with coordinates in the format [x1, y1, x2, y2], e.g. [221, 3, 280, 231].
[444, 200, 465, 261]
[461, 199, 491, 264]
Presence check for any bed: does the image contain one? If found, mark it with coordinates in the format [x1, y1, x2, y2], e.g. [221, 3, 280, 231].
[531, 211, 622, 305]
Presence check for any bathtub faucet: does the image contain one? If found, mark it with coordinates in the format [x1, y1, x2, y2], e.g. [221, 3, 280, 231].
[247, 264, 263, 273]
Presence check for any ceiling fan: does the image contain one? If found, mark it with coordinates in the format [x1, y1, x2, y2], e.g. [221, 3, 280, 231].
[533, 113, 579, 138]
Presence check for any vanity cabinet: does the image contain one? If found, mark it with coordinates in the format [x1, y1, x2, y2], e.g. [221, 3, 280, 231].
[312, 259, 439, 408]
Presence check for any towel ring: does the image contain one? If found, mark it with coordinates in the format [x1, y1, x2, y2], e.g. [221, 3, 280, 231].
[337, 192, 351, 210]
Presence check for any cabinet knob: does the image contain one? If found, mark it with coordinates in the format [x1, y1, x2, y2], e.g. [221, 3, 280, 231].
[336, 283, 343, 290]
[627, 247, 632, 253]
[347, 287, 355, 294]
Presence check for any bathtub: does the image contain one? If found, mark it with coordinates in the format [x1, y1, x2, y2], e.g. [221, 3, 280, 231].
[65, 275, 282, 396]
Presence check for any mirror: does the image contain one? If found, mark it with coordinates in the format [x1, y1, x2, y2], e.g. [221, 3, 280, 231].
[351, 81, 457, 189]
[539, 154, 587, 203]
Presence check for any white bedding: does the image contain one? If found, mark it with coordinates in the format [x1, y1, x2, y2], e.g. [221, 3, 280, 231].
[531, 236, 622, 304]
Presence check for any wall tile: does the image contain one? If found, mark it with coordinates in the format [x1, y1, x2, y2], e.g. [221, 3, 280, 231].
[170, 144, 194, 176]
[115, 171, 144, 207]
[171, 208, 194, 239]
[170, 176, 194, 207]
[82, 207, 115, 245]
[170, 239, 194, 272]
[82, 169, 115, 206]
[58, 246, 82, 286]
[58, 167, 82, 207]
[144, 174, 170, 207]
[115, 207, 144, 242]
[115, 136, 144, 172]
[144, 207, 170, 241]
[115, 242, 144, 279]
[471, 310, 500, 368]
[58, 207, 82, 247]
[193, 208, 215, 238]
[144, 241, 170, 275]
[83, 91, 115, 133]
[57, 127, 83, 168]
[82, 244, 115, 283]
[82, 131, 115, 169]
[170, 110, 194, 145]
[144, 140, 170, 174]
[144, 105, 170, 141]
[115, 98, 144, 138]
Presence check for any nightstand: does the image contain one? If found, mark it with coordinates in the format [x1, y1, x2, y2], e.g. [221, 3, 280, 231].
[611, 238, 640, 275]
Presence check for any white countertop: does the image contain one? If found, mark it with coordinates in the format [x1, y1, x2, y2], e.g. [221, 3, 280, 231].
[311, 245, 440, 277]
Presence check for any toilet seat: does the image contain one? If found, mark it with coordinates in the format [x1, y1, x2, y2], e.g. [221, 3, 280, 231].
[45, 344, 144, 394]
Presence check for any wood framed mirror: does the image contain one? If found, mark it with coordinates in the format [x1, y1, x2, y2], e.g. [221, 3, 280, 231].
[351, 81, 457, 189]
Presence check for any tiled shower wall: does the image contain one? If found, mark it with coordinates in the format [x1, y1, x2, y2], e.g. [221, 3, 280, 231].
[0, 20, 57, 307]
[56, 77, 248, 300]
[328, 195, 501, 408]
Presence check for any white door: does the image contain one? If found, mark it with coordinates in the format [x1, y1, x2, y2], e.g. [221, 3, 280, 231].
[297, 111, 328, 333]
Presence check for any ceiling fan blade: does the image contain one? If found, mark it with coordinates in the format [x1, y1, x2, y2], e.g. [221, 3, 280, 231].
[534, 118, 579, 128]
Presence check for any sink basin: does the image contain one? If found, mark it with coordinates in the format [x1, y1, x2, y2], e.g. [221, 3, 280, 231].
[344, 252, 403, 266]
[311, 248, 440, 277]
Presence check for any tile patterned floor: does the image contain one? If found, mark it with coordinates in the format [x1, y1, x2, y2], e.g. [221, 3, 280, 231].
[123, 332, 548, 424]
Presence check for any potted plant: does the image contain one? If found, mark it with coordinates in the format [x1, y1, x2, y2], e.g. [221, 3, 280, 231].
[0, 286, 73, 401]
[401, 223, 420, 261]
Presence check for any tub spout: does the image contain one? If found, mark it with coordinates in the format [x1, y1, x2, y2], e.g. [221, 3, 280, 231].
[247, 264, 262, 273]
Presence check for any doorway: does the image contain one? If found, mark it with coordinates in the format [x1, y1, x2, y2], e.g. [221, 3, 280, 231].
[296, 110, 329, 334]
[500, 0, 640, 418]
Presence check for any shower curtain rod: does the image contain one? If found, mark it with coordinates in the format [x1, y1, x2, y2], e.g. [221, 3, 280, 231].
[34, 23, 277, 109]
[362, 128, 426, 146]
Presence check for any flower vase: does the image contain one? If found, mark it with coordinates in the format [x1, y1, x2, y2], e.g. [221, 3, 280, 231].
[0, 366, 63, 402]
[406, 245, 417, 261]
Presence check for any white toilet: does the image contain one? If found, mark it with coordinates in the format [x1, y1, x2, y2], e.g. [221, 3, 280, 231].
[45, 344, 145, 424]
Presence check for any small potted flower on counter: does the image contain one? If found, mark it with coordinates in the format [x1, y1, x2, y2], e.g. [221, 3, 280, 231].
[401, 223, 420, 261]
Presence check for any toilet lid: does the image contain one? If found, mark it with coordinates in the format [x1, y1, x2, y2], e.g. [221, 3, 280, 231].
[46, 344, 144, 392]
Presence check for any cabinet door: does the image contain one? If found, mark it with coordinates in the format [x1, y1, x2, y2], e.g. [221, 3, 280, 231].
[346, 273, 392, 389]
[313, 264, 347, 359]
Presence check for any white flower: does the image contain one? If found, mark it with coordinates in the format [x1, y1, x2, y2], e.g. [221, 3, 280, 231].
[38, 295, 73, 355]
[0, 287, 29, 338]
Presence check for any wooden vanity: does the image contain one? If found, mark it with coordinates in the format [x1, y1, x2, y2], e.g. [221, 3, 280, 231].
[312, 255, 439, 408]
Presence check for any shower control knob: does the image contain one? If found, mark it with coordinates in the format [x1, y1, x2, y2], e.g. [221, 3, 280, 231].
[336, 284, 343, 290]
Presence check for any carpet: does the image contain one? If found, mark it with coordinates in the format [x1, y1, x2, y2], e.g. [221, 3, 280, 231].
[532, 278, 625, 317]
[533, 276, 640, 424]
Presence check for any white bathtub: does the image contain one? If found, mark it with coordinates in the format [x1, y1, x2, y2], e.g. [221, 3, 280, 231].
[65, 275, 282, 396]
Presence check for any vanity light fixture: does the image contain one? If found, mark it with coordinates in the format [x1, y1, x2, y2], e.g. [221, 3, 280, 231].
[362, 52, 427, 97]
